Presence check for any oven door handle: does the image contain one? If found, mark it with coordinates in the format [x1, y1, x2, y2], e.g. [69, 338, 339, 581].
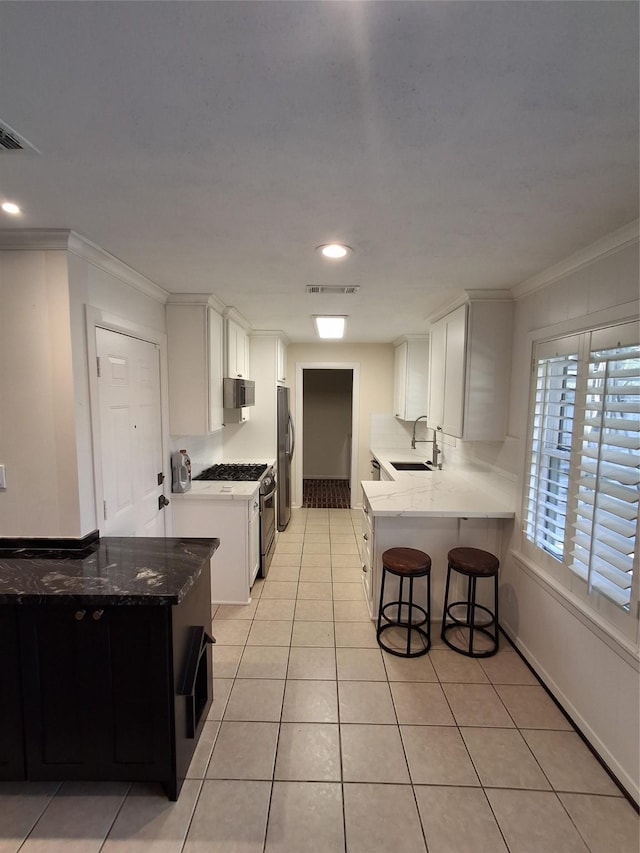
[261, 485, 277, 502]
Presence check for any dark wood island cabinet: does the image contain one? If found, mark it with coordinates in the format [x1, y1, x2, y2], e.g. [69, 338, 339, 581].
[0, 536, 219, 800]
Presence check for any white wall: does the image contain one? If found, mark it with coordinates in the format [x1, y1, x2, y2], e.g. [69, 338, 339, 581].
[287, 343, 394, 506]
[501, 233, 640, 802]
[0, 250, 82, 537]
[0, 235, 169, 539]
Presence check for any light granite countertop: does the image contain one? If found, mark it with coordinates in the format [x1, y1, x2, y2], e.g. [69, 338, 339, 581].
[171, 480, 261, 501]
[364, 447, 516, 518]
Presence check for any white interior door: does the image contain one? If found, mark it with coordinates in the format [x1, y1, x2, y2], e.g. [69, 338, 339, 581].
[96, 327, 166, 536]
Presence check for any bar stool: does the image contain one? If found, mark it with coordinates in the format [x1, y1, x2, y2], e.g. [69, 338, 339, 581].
[377, 547, 431, 657]
[441, 546, 499, 657]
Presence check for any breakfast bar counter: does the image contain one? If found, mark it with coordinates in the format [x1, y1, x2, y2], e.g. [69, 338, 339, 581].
[360, 449, 516, 622]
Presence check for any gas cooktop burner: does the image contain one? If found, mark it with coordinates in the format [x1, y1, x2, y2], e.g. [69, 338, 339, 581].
[194, 463, 268, 482]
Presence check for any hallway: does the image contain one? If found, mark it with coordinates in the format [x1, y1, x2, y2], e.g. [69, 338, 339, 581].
[0, 508, 637, 851]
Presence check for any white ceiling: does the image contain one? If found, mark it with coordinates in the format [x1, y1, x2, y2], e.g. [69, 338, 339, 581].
[0, 1, 637, 342]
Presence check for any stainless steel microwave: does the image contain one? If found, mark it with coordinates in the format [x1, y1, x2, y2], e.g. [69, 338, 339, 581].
[223, 377, 256, 408]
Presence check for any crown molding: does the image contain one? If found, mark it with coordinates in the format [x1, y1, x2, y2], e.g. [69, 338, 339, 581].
[0, 227, 72, 250]
[392, 333, 429, 346]
[166, 292, 226, 313]
[0, 228, 170, 304]
[67, 231, 169, 303]
[223, 306, 252, 331]
[251, 330, 290, 344]
[425, 288, 513, 326]
[512, 219, 639, 300]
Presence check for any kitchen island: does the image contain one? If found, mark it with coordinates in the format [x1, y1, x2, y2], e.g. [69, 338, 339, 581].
[0, 536, 219, 800]
[361, 448, 515, 621]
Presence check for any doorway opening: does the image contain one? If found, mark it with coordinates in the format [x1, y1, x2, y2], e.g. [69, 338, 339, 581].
[295, 364, 359, 510]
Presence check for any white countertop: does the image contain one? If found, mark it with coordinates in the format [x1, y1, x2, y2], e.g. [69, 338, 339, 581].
[171, 481, 260, 502]
[364, 447, 516, 518]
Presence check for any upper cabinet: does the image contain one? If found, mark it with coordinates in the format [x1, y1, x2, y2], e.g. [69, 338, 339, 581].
[276, 337, 287, 385]
[225, 315, 250, 379]
[166, 296, 224, 436]
[393, 336, 429, 421]
[427, 293, 513, 441]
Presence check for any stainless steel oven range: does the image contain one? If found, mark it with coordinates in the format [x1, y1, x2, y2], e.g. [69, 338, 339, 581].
[193, 463, 276, 580]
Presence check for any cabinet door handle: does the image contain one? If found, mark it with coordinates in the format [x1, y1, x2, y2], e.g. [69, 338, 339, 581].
[74, 609, 86, 621]
[362, 564, 368, 573]
[363, 533, 369, 541]
[92, 609, 104, 621]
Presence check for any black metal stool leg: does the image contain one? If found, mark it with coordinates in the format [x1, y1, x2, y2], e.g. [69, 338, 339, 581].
[468, 575, 477, 655]
[441, 565, 452, 640]
[377, 568, 387, 634]
[426, 571, 431, 648]
[407, 577, 414, 655]
[493, 573, 499, 650]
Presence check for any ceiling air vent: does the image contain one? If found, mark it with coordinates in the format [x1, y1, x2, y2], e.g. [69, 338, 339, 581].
[306, 285, 360, 295]
[0, 120, 39, 153]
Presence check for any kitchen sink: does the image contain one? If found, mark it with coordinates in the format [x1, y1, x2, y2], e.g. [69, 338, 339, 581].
[390, 461, 432, 471]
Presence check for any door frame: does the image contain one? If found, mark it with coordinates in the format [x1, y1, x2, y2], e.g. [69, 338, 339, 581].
[85, 306, 173, 536]
[294, 362, 360, 509]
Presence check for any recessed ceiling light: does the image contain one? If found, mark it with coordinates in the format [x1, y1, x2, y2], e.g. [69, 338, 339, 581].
[313, 315, 347, 339]
[317, 243, 352, 260]
[1, 201, 21, 215]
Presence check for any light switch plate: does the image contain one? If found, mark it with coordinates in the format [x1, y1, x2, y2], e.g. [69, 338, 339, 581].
[0, 464, 6, 489]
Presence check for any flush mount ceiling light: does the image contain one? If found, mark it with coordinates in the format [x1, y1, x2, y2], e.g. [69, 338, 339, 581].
[313, 315, 347, 339]
[316, 243, 352, 260]
[1, 201, 21, 215]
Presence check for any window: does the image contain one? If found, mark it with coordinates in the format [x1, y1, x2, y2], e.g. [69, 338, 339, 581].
[524, 323, 639, 635]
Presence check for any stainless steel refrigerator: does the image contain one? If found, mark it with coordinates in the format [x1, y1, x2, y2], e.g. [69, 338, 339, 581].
[277, 386, 295, 531]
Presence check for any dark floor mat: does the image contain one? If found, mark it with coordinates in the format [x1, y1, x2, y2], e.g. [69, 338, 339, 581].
[302, 478, 351, 509]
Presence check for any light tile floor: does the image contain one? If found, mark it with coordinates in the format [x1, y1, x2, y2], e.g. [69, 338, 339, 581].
[1, 507, 638, 852]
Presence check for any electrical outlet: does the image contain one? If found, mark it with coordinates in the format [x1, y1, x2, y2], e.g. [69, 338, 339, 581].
[0, 464, 6, 489]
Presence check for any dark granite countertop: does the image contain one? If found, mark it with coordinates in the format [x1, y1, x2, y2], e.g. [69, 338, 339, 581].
[0, 537, 220, 606]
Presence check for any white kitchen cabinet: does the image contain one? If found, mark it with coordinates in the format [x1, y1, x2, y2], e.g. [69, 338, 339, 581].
[393, 336, 429, 421]
[427, 294, 513, 440]
[172, 490, 260, 604]
[166, 297, 224, 436]
[276, 337, 287, 384]
[360, 495, 374, 606]
[225, 317, 250, 379]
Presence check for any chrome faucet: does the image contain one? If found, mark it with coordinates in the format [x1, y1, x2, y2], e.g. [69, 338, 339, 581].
[410, 415, 428, 449]
[411, 415, 442, 469]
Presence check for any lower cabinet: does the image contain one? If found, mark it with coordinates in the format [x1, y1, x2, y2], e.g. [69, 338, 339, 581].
[19, 605, 173, 782]
[173, 491, 260, 604]
[1, 561, 213, 800]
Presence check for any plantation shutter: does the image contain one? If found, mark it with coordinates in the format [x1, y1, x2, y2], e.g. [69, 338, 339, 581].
[524, 339, 579, 560]
[570, 335, 640, 609]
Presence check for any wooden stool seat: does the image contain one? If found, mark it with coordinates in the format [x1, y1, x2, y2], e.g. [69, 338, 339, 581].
[441, 546, 500, 658]
[377, 548, 431, 658]
[447, 546, 499, 577]
[381, 547, 431, 576]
